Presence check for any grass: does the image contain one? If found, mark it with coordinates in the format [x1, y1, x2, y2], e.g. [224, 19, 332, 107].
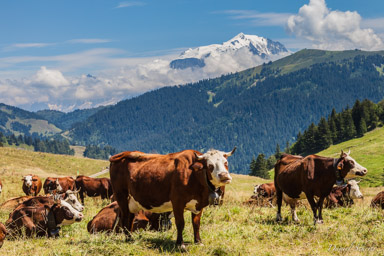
[0, 148, 383, 255]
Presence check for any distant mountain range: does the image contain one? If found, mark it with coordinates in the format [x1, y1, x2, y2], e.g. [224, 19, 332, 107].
[170, 33, 289, 69]
[2, 49, 384, 174]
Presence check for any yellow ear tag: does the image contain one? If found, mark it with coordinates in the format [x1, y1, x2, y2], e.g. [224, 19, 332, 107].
[337, 166, 342, 170]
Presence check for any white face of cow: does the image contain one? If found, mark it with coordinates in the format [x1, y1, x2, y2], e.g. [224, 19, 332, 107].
[341, 151, 368, 178]
[59, 200, 84, 226]
[348, 180, 363, 199]
[197, 148, 236, 187]
[65, 190, 84, 212]
[24, 175, 33, 187]
[254, 185, 260, 195]
[55, 179, 63, 192]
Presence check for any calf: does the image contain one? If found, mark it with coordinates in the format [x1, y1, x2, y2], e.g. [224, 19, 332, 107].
[6, 199, 83, 238]
[75, 175, 113, 204]
[110, 147, 236, 248]
[275, 150, 367, 224]
[254, 183, 276, 198]
[0, 222, 6, 248]
[87, 202, 172, 234]
[324, 180, 363, 208]
[22, 174, 42, 196]
[371, 191, 384, 209]
[43, 177, 75, 194]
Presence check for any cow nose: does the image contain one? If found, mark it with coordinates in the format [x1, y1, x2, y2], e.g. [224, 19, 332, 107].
[78, 213, 84, 219]
[362, 169, 368, 174]
[218, 173, 232, 183]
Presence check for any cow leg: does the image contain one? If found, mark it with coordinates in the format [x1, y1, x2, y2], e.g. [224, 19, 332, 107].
[275, 187, 283, 222]
[316, 196, 326, 224]
[79, 190, 85, 205]
[290, 200, 299, 223]
[191, 211, 203, 244]
[173, 205, 186, 249]
[115, 192, 134, 239]
[305, 195, 319, 225]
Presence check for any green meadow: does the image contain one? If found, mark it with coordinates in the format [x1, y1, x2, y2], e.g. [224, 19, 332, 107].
[0, 145, 383, 255]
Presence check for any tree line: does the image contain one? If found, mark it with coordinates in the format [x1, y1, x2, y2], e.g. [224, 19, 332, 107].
[0, 132, 74, 155]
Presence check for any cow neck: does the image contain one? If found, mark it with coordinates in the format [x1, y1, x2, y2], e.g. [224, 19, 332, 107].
[46, 204, 58, 232]
[332, 158, 345, 185]
[204, 169, 219, 205]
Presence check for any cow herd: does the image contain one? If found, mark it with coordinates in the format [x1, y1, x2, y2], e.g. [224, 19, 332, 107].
[0, 147, 383, 250]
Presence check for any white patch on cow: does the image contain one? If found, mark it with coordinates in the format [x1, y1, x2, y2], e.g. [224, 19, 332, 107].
[58, 200, 84, 226]
[185, 199, 200, 214]
[24, 175, 33, 187]
[347, 180, 363, 199]
[0, 185, 2, 193]
[128, 195, 173, 213]
[253, 185, 260, 195]
[198, 150, 233, 186]
[343, 154, 367, 178]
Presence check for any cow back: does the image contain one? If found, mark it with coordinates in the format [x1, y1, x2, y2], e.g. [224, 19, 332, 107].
[87, 201, 121, 234]
[371, 191, 384, 209]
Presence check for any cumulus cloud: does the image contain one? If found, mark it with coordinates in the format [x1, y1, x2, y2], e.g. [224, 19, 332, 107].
[287, 0, 384, 50]
[33, 66, 70, 88]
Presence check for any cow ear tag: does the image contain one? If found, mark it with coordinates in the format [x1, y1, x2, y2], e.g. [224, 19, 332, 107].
[337, 165, 342, 170]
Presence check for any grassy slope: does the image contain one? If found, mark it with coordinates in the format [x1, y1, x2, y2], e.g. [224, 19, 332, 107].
[0, 148, 383, 255]
[317, 127, 384, 187]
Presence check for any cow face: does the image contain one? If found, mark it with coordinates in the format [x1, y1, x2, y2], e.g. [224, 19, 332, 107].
[23, 175, 33, 187]
[347, 180, 363, 199]
[196, 147, 236, 186]
[57, 200, 84, 226]
[64, 190, 84, 212]
[338, 150, 368, 178]
[253, 185, 260, 195]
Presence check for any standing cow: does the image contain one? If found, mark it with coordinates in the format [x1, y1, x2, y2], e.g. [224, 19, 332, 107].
[43, 177, 75, 194]
[22, 174, 42, 196]
[75, 176, 113, 204]
[275, 150, 367, 224]
[109, 147, 236, 249]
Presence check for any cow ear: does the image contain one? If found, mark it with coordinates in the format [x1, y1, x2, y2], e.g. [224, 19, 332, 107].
[337, 160, 344, 170]
[304, 157, 315, 180]
[191, 162, 204, 172]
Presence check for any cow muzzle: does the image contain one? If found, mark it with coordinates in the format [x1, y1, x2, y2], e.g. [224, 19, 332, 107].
[218, 173, 232, 184]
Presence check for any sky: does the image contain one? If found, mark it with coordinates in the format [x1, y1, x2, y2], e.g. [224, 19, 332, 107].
[1, 0, 384, 111]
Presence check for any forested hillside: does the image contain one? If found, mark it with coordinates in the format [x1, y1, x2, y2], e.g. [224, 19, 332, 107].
[68, 50, 384, 173]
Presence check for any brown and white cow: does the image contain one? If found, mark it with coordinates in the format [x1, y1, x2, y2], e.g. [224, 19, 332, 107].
[75, 176, 113, 204]
[275, 150, 367, 224]
[0, 222, 6, 248]
[43, 177, 75, 194]
[254, 182, 276, 198]
[370, 191, 384, 209]
[324, 180, 363, 208]
[87, 201, 172, 234]
[22, 174, 42, 196]
[6, 198, 83, 238]
[109, 147, 236, 248]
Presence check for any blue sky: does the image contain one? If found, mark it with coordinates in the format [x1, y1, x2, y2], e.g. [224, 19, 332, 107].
[1, 0, 384, 111]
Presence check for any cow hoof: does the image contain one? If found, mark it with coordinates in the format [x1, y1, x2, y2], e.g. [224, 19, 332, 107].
[177, 244, 187, 252]
[316, 219, 324, 224]
[293, 219, 300, 223]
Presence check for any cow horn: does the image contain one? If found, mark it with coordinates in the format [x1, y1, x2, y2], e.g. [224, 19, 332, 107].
[224, 147, 237, 157]
[340, 150, 344, 158]
[347, 149, 351, 155]
[194, 152, 205, 160]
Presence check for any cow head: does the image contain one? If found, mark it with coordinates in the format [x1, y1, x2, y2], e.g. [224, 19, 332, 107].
[53, 199, 84, 226]
[64, 189, 84, 212]
[23, 175, 33, 187]
[347, 180, 363, 199]
[195, 147, 236, 187]
[253, 185, 261, 195]
[337, 150, 368, 178]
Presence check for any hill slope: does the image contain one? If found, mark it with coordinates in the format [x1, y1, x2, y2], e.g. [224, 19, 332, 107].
[68, 49, 384, 173]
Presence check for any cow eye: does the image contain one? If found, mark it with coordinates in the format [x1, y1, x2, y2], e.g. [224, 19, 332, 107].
[349, 160, 354, 166]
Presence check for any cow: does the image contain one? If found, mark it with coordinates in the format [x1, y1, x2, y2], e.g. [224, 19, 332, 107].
[275, 150, 367, 224]
[14, 190, 84, 213]
[75, 175, 113, 204]
[6, 198, 84, 238]
[43, 177, 75, 194]
[22, 174, 42, 196]
[87, 201, 172, 234]
[324, 180, 363, 208]
[370, 191, 384, 209]
[0, 222, 6, 248]
[254, 182, 276, 198]
[109, 147, 236, 249]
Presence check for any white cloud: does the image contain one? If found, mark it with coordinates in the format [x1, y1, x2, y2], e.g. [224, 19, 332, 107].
[219, 10, 292, 27]
[287, 0, 384, 50]
[115, 1, 146, 9]
[32, 66, 70, 88]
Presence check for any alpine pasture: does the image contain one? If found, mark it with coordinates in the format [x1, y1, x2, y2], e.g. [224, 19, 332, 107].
[0, 133, 383, 255]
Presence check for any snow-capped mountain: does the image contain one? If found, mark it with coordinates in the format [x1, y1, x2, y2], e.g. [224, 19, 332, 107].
[170, 33, 290, 69]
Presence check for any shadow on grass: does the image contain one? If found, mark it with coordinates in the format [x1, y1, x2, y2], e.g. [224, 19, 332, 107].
[145, 237, 187, 253]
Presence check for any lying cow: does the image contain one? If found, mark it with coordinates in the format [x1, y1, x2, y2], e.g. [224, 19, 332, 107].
[6, 197, 83, 238]
[370, 191, 384, 209]
[109, 147, 236, 249]
[75, 175, 113, 204]
[43, 177, 75, 194]
[87, 201, 172, 234]
[15, 190, 84, 213]
[22, 174, 42, 196]
[0, 222, 6, 248]
[275, 150, 367, 224]
[249, 182, 276, 207]
[324, 180, 363, 208]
